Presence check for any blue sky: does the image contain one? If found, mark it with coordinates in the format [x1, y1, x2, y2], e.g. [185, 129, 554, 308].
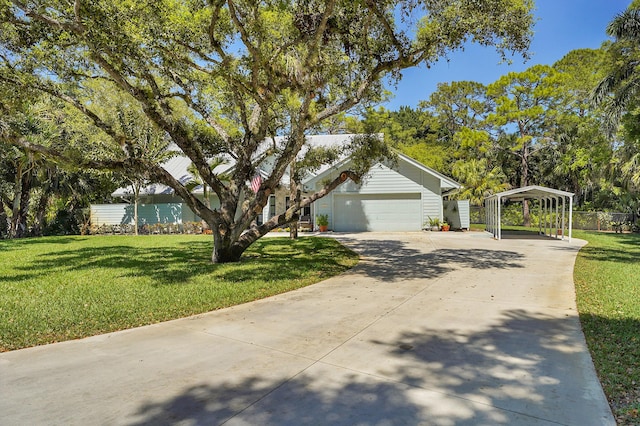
[383, 0, 631, 110]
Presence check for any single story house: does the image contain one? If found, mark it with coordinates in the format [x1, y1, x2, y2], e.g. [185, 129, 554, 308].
[90, 134, 469, 232]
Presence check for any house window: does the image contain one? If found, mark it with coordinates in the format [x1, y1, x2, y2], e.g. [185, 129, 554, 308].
[286, 196, 311, 217]
[269, 195, 276, 219]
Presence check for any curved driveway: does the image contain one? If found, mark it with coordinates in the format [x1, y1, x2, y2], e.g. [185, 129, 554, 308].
[0, 232, 614, 425]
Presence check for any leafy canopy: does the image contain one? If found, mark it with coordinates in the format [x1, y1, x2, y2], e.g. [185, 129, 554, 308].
[0, 0, 534, 261]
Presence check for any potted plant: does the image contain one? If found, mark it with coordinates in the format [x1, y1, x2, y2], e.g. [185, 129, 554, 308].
[441, 221, 450, 232]
[426, 216, 440, 231]
[316, 214, 329, 232]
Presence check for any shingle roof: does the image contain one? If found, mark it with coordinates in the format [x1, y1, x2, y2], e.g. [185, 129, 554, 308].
[111, 134, 458, 197]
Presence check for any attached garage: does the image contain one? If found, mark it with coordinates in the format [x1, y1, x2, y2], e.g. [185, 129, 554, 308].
[333, 193, 422, 232]
[305, 151, 462, 232]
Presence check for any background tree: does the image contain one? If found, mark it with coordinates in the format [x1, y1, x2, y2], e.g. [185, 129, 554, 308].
[422, 81, 493, 165]
[0, 86, 119, 238]
[593, 4, 640, 126]
[486, 64, 562, 225]
[0, 0, 534, 262]
[593, 3, 640, 209]
[540, 49, 613, 207]
[419, 80, 498, 197]
[114, 109, 173, 236]
[451, 158, 509, 205]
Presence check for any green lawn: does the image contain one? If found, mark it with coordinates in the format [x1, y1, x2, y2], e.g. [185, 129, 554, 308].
[0, 235, 358, 352]
[573, 231, 640, 425]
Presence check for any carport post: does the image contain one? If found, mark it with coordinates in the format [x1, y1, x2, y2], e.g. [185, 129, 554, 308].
[497, 196, 502, 240]
[487, 198, 492, 236]
[540, 197, 548, 235]
[549, 197, 553, 237]
[553, 197, 560, 239]
[547, 197, 551, 237]
[549, 196, 553, 237]
[569, 196, 573, 243]
[562, 197, 567, 241]
[538, 198, 542, 235]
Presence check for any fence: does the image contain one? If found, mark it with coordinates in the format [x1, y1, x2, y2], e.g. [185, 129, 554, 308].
[470, 206, 637, 232]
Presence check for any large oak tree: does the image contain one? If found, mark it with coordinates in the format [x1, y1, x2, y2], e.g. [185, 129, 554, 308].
[0, 0, 533, 262]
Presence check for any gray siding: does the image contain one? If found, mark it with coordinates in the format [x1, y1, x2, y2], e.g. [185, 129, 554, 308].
[444, 200, 470, 230]
[90, 204, 130, 226]
[421, 172, 442, 225]
[333, 162, 424, 194]
[182, 195, 221, 222]
[91, 203, 184, 226]
[313, 159, 445, 231]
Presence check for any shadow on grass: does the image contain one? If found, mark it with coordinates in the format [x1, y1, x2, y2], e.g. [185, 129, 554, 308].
[1, 236, 355, 286]
[127, 310, 610, 425]
[0, 236, 89, 251]
[0, 241, 212, 285]
[333, 236, 524, 282]
[577, 232, 640, 265]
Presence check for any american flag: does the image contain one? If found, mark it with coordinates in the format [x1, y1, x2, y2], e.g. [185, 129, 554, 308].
[250, 173, 262, 193]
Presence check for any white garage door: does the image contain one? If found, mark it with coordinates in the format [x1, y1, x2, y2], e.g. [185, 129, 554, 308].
[333, 193, 422, 232]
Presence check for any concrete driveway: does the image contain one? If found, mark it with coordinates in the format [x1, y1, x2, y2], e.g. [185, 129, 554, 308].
[0, 232, 614, 425]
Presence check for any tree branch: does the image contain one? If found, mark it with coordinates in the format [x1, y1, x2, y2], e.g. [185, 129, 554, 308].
[240, 169, 360, 241]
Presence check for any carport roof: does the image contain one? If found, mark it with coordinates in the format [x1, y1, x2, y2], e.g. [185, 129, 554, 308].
[484, 185, 574, 242]
[485, 185, 574, 202]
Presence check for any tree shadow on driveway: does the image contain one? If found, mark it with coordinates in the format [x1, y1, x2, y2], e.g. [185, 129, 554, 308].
[127, 310, 609, 426]
[334, 236, 524, 282]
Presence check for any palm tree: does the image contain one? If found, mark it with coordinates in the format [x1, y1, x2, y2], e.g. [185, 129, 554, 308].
[593, 6, 640, 196]
[451, 159, 510, 206]
[593, 7, 640, 125]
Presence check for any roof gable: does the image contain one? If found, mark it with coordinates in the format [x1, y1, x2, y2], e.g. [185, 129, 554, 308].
[485, 185, 574, 201]
[303, 150, 461, 191]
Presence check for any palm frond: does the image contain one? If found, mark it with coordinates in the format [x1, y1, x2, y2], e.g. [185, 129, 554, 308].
[607, 9, 640, 40]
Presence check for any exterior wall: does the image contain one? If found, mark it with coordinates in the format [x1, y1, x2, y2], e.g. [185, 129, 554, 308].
[421, 172, 442, 225]
[90, 204, 130, 226]
[138, 194, 183, 204]
[311, 159, 445, 231]
[90, 203, 183, 226]
[183, 195, 221, 222]
[91, 195, 220, 227]
[444, 200, 470, 230]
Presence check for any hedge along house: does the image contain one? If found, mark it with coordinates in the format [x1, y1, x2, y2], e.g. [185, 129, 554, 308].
[484, 185, 574, 242]
[90, 134, 466, 232]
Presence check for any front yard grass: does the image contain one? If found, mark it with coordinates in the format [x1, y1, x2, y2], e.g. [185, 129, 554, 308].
[573, 230, 640, 425]
[0, 235, 358, 352]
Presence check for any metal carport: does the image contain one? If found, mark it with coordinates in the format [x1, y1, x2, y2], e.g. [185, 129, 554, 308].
[485, 185, 574, 242]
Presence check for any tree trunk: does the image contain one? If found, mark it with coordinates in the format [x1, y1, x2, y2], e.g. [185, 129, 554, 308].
[10, 166, 31, 238]
[0, 199, 9, 238]
[211, 228, 247, 263]
[289, 159, 298, 240]
[32, 182, 52, 236]
[133, 182, 140, 236]
[134, 199, 139, 235]
[9, 163, 23, 238]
